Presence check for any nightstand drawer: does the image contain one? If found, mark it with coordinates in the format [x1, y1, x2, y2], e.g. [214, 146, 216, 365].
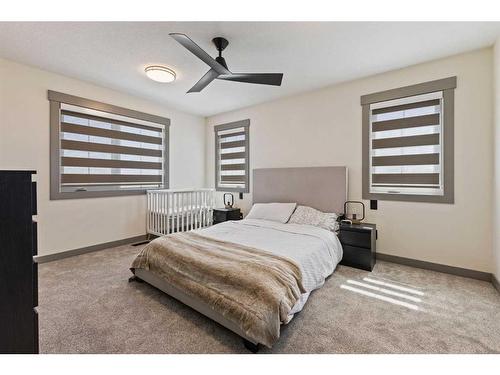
[341, 245, 374, 271]
[339, 230, 372, 249]
[213, 210, 228, 223]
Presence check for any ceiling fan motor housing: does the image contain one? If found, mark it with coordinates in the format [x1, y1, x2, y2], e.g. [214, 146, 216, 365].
[212, 37, 229, 52]
[213, 37, 229, 70]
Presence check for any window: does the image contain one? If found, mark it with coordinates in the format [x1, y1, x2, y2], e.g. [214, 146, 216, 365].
[214, 119, 250, 193]
[361, 77, 456, 203]
[48, 91, 169, 199]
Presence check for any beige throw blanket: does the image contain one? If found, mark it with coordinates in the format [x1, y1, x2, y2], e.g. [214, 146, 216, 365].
[131, 231, 305, 347]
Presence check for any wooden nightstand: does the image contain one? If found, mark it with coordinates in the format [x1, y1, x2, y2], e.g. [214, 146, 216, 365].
[338, 222, 377, 271]
[213, 208, 242, 225]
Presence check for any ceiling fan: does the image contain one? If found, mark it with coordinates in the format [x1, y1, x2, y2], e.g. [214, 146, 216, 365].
[169, 33, 284, 93]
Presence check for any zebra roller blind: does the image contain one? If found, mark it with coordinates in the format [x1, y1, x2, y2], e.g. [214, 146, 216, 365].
[214, 119, 250, 193]
[49, 91, 170, 199]
[370, 92, 443, 196]
[361, 77, 456, 203]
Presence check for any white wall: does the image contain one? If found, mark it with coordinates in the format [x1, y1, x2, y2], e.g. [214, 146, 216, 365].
[0, 58, 206, 256]
[494, 39, 500, 282]
[206, 48, 494, 273]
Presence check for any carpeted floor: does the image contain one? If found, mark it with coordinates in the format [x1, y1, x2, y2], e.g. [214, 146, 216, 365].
[38, 243, 500, 354]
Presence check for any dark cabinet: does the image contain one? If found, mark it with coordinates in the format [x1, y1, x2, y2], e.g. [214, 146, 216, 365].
[213, 208, 242, 224]
[0, 171, 39, 354]
[339, 222, 377, 271]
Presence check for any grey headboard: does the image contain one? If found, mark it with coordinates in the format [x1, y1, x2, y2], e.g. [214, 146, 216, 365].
[253, 166, 348, 213]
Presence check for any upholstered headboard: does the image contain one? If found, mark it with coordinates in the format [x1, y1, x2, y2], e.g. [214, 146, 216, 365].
[253, 166, 348, 213]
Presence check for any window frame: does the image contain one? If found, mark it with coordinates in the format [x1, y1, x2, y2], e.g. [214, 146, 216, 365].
[48, 90, 170, 200]
[214, 119, 250, 193]
[361, 77, 456, 204]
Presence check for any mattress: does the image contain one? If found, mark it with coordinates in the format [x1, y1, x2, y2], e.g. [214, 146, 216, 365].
[194, 218, 343, 320]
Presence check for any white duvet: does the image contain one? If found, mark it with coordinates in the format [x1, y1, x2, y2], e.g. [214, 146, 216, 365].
[196, 218, 343, 320]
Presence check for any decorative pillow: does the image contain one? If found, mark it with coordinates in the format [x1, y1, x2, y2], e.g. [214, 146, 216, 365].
[288, 205, 339, 231]
[245, 203, 297, 223]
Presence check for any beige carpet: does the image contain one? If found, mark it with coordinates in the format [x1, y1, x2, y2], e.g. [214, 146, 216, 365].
[38, 243, 500, 353]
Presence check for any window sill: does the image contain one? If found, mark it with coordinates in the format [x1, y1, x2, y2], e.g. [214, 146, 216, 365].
[50, 189, 149, 200]
[362, 191, 453, 204]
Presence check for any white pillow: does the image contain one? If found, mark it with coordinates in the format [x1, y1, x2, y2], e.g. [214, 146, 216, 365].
[245, 203, 297, 223]
[288, 205, 339, 231]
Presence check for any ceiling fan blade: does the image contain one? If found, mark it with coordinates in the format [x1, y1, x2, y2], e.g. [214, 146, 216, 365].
[187, 69, 220, 93]
[169, 33, 230, 75]
[217, 73, 283, 86]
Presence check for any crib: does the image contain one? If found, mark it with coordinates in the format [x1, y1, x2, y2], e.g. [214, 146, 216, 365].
[146, 188, 215, 236]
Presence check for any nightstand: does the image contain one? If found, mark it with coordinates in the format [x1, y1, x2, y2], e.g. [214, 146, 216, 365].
[338, 222, 377, 271]
[213, 208, 242, 225]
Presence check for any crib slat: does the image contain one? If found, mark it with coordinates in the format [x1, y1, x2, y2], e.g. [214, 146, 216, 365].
[189, 192, 193, 231]
[171, 192, 174, 234]
[207, 190, 211, 226]
[152, 192, 156, 235]
[168, 192, 172, 234]
[150, 192, 154, 234]
[184, 192, 187, 231]
[186, 192, 189, 231]
[158, 192, 161, 235]
[201, 191, 204, 227]
[146, 192, 150, 234]
[210, 190, 213, 225]
[179, 192, 182, 232]
[193, 191, 197, 230]
[161, 192, 165, 235]
[188, 192, 191, 230]
[174, 193, 177, 233]
[199, 191, 202, 228]
[198, 191, 201, 228]
[154, 192, 157, 235]
[192, 191, 196, 230]
[156, 194, 161, 233]
[212, 189, 215, 225]
[156, 192, 159, 235]
[178, 192, 181, 233]
[209, 190, 213, 226]
[205, 190, 209, 227]
[159, 192, 162, 235]
[156, 192, 160, 235]
[203, 190, 207, 227]
[181, 193, 184, 232]
[171, 192, 174, 233]
[164, 192, 167, 234]
[196, 191, 199, 228]
[206, 190, 210, 227]
[189, 192, 192, 231]
[164, 191, 168, 235]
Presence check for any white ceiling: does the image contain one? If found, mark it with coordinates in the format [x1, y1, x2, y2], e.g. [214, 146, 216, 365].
[1, 22, 500, 117]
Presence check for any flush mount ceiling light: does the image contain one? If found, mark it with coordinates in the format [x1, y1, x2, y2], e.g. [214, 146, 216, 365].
[145, 65, 176, 83]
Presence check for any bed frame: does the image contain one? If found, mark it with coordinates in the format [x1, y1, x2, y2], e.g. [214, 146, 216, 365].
[132, 167, 348, 352]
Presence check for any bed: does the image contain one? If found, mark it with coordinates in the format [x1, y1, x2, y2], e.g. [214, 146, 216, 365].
[131, 166, 347, 351]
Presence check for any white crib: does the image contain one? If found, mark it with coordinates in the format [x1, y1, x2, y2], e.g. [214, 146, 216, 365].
[146, 188, 215, 236]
